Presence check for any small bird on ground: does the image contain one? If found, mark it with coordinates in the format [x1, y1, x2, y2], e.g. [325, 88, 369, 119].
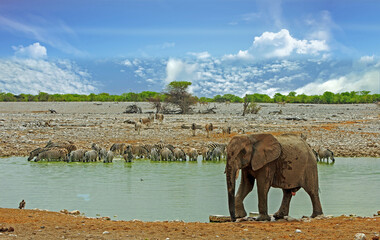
[19, 200, 25, 209]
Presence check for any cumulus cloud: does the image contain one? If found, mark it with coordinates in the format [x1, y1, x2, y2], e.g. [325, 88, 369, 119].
[0, 58, 97, 94]
[165, 58, 199, 84]
[12, 42, 47, 59]
[359, 55, 375, 64]
[224, 29, 329, 61]
[295, 69, 380, 95]
[0, 43, 97, 94]
[252, 29, 328, 58]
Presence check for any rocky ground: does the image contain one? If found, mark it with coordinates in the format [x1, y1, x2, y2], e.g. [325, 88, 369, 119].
[0, 208, 379, 239]
[0, 102, 379, 157]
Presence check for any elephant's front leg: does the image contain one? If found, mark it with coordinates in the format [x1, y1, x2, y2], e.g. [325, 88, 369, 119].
[255, 167, 275, 221]
[235, 169, 255, 218]
[273, 189, 292, 219]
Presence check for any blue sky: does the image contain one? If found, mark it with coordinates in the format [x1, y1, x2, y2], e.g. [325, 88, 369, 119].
[0, 0, 379, 97]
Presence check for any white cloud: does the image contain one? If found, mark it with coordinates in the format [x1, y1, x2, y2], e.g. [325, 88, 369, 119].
[252, 29, 328, 58]
[165, 58, 199, 84]
[122, 59, 133, 66]
[0, 16, 85, 56]
[359, 55, 374, 63]
[12, 42, 47, 59]
[188, 51, 211, 60]
[0, 43, 97, 94]
[295, 69, 380, 95]
[223, 29, 329, 61]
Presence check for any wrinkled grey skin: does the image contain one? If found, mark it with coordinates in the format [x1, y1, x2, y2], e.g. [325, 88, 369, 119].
[35, 148, 68, 162]
[208, 146, 222, 161]
[160, 147, 173, 161]
[150, 148, 160, 161]
[173, 147, 186, 161]
[85, 150, 98, 162]
[98, 148, 107, 161]
[318, 147, 335, 163]
[104, 150, 114, 163]
[69, 149, 86, 162]
[188, 148, 198, 161]
[226, 134, 323, 222]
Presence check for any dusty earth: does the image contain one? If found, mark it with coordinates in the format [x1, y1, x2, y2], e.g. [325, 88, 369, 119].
[0, 102, 379, 239]
[0, 208, 379, 239]
[0, 102, 379, 157]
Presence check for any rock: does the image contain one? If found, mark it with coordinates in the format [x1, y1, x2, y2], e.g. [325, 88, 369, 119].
[209, 215, 231, 223]
[69, 210, 80, 215]
[284, 216, 299, 222]
[102, 231, 110, 234]
[295, 229, 302, 233]
[60, 209, 69, 214]
[354, 233, 366, 240]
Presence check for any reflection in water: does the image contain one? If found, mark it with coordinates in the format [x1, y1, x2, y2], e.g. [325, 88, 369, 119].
[0, 157, 379, 222]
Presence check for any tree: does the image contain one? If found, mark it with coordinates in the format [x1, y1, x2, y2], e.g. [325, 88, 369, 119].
[165, 81, 196, 114]
[242, 95, 261, 116]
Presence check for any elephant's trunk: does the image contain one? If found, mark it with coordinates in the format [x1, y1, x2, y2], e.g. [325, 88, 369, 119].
[226, 163, 237, 222]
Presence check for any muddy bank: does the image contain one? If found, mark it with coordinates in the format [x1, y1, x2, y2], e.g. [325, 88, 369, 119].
[0, 102, 379, 157]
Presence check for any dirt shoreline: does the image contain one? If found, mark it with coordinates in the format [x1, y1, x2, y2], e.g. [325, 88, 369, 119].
[0, 102, 379, 158]
[0, 208, 379, 239]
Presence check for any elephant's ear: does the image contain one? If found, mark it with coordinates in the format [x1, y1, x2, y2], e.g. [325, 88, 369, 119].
[249, 134, 281, 171]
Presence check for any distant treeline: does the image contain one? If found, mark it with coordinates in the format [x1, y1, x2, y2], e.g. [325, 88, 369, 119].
[0, 90, 379, 104]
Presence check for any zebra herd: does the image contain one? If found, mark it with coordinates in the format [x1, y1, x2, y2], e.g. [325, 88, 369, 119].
[27, 140, 227, 163]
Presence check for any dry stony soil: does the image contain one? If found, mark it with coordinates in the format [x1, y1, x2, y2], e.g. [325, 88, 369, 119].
[0, 102, 379, 239]
[0, 102, 379, 157]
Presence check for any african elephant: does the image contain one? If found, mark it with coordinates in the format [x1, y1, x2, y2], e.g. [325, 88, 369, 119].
[318, 147, 335, 163]
[225, 133, 323, 222]
[35, 148, 68, 162]
[68, 149, 86, 162]
[173, 147, 186, 161]
[160, 147, 173, 161]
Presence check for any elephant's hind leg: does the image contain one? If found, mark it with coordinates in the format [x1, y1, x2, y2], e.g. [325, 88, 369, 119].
[304, 187, 323, 218]
[235, 169, 255, 218]
[274, 189, 293, 219]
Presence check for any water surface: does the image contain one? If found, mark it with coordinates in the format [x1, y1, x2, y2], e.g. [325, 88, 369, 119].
[1, 157, 379, 222]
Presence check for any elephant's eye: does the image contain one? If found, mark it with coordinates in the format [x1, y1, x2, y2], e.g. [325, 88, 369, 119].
[238, 149, 246, 158]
